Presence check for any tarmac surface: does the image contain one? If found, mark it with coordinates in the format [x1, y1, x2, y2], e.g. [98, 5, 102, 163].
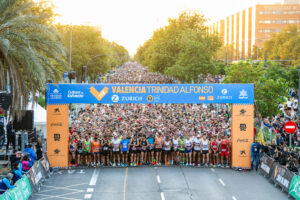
[31, 167, 290, 200]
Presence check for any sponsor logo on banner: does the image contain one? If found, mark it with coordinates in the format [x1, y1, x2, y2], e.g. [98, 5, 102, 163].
[90, 86, 109, 101]
[54, 133, 61, 141]
[50, 122, 62, 127]
[237, 139, 248, 143]
[289, 175, 300, 199]
[147, 95, 153, 102]
[239, 89, 248, 99]
[199, 96, 205, 100]
[260, 162, 270, 174]
[67, 90, 84, 98]
[240, 109, 246, 115]
[54, 149, 60, 154]
[53, 107, 62, 115]
[240, 123, 247, 131]
[49, 88, 62, 100]
[239, 150, 247, 157]
[208, 96, 214, 101]
[121, 96, 143, 102]
[112, 95, 119, 103]
[221, 89, 228, 95]
[154, 96, 160, 102]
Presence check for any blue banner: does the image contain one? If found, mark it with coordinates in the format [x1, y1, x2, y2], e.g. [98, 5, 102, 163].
[46, 84, 254, 104]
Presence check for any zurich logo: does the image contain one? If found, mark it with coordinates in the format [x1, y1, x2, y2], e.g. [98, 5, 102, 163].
[112, 95, 119, 103]
[221, 89, 228, 95]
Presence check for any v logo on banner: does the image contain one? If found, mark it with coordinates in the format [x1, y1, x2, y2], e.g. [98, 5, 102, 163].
[90, 86, 109, 101]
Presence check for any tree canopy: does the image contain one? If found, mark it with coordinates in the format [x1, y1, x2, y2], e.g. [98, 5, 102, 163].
[56, 24, 129, 82]
[134, 11, 221, 83]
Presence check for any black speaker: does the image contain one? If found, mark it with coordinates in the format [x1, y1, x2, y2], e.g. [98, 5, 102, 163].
[13, 110, 34, 131]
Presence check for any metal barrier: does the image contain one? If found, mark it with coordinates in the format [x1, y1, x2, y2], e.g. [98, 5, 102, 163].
[259, 154, 300, 199]
[0, 153, 51, 200]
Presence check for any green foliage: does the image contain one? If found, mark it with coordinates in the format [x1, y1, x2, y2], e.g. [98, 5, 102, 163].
[56, 24, 129, 82]
[38, 97, 46, 108]
[263, 25, 300, 65]
[0, 0, 67, 117]
[134, 11, 221, 83]
[224, 61, 289, 118]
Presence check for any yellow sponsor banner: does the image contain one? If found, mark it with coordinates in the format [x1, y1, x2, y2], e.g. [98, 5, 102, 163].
[47, 105, 69, 168]
[231, 105, 254, 169]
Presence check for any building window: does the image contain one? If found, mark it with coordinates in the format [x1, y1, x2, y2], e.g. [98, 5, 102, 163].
[259, 20, 300, 24]
[258, 10, 300, 14]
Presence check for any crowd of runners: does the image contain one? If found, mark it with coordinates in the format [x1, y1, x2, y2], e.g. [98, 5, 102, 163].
[68, 63, 232, 168]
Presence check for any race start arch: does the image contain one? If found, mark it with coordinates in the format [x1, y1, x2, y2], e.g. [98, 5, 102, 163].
[46, 84, 254, 169]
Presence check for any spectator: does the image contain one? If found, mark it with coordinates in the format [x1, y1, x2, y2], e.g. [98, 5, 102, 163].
[21, 155, 30, 171]
[24, 144, 37, 167]
[12, 162, 22, 183]
[250, 138, 261, 171]
[0, 173, 15, 194]
[36, 138, 43, 160]
[6, 121, 15, 152]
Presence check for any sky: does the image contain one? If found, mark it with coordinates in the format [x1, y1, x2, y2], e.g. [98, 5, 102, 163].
[51, 0, 282, 55]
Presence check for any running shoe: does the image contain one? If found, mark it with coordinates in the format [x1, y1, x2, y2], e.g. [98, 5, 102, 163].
[186, 163, 189, 166]
[205, 163, 208, 167]
[198, 164, 201, 167]
[134, 163, 137, 167]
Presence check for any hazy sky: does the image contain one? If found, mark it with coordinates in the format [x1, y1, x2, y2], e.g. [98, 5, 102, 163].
[51, 0, 282, 55]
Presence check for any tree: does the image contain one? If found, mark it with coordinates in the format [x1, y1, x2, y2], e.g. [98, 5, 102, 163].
[224, 61, 289, 117]
[263, 25, 300, 65]
[0, 0, 66, 117]
[56, 24, 129, 82]
[134, 11, 221, 82]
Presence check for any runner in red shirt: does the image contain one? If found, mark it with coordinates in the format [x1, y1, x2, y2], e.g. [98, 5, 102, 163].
[220, 135, 229, 168]
[211, 136, 219, 167]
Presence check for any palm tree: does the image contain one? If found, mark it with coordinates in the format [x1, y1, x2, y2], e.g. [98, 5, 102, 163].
[0, 0, 66, 117]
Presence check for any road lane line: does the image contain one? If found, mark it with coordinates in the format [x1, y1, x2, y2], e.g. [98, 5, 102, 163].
[161, 192, 165, 200]
[157, 176, 161, 183]
[232, 196, 237, 200]
[210, 168, 215, 172]
[123, 167, 128, 200]
[89, 169, 99, 186]
[219, 178, 226, 186]
[84, 194, 92, 199]
[87, 188, 94, 193]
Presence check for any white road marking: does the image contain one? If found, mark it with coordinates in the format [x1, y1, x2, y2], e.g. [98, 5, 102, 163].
[219, 178, 226, 187]
[89, 169, 99, 186]
[58, 171, 63, 175]
[84, 194, 92, 199]
[157, 176, 161, 183]
[211, 168, 215, 172]
[78, 169, 85, 174]
[161, 192, 165, 200]
[232, 196, 237, 200]
[68, 170, 75, 174]
[87, 188, 94, 193]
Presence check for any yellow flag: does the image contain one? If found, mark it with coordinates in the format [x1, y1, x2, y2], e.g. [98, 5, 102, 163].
[257, 130, 265, 145]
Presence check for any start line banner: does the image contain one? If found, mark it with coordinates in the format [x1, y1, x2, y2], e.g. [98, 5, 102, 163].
[47, 84, 254, 104]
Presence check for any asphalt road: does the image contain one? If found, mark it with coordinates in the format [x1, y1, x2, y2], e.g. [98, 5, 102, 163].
[31, 167, 290, 200]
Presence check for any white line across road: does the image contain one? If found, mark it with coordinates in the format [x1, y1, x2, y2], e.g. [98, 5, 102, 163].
[157, 176, 161, 183]
[87, 188, 94, 193]
[161, 192, 165, 200]
[89, 169, 99, 186]
[84, 194, 92, 199]
[210, 168, 215, 172]
[219, 178, 226, 187]
[232, 196, 237, 200]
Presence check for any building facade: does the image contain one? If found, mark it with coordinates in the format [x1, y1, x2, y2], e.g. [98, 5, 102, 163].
[210, 2, 300, 60]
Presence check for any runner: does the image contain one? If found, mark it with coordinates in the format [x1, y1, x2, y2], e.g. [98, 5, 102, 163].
[102, 136, 110, 166]
[92, 136, 100, 167]
[220, 135, 230, 168]
[163, 135, 172, 166]
[155, 132, 163, 166]
[185, 134, 193, 166]
[193, 134, 201, 167]
[76, 136, 83, 166]
[211, 136, 219, 167]
[111, 133, 121, 167]
[147, 133, 155, 165]
[172, 134, 179, 165]
[121, 134, 130, 167]
[69, 137, 77, 167]
[130, 134, 139, 166]
[201, 134, 210, 167]
[83, 136, 92, 166]
[179, 135, 185, 166]
[140, 135, 148, 165]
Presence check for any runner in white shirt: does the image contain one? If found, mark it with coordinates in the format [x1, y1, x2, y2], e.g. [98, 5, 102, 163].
[201, 134, 210, 167]
[111, 134, 121, 167]
[193, 135, 202, 166]
[172, 135, 179, 165]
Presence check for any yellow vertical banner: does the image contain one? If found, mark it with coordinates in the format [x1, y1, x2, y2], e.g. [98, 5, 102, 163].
[231, 104, 254, 169]
[47, 105, 69, 168]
